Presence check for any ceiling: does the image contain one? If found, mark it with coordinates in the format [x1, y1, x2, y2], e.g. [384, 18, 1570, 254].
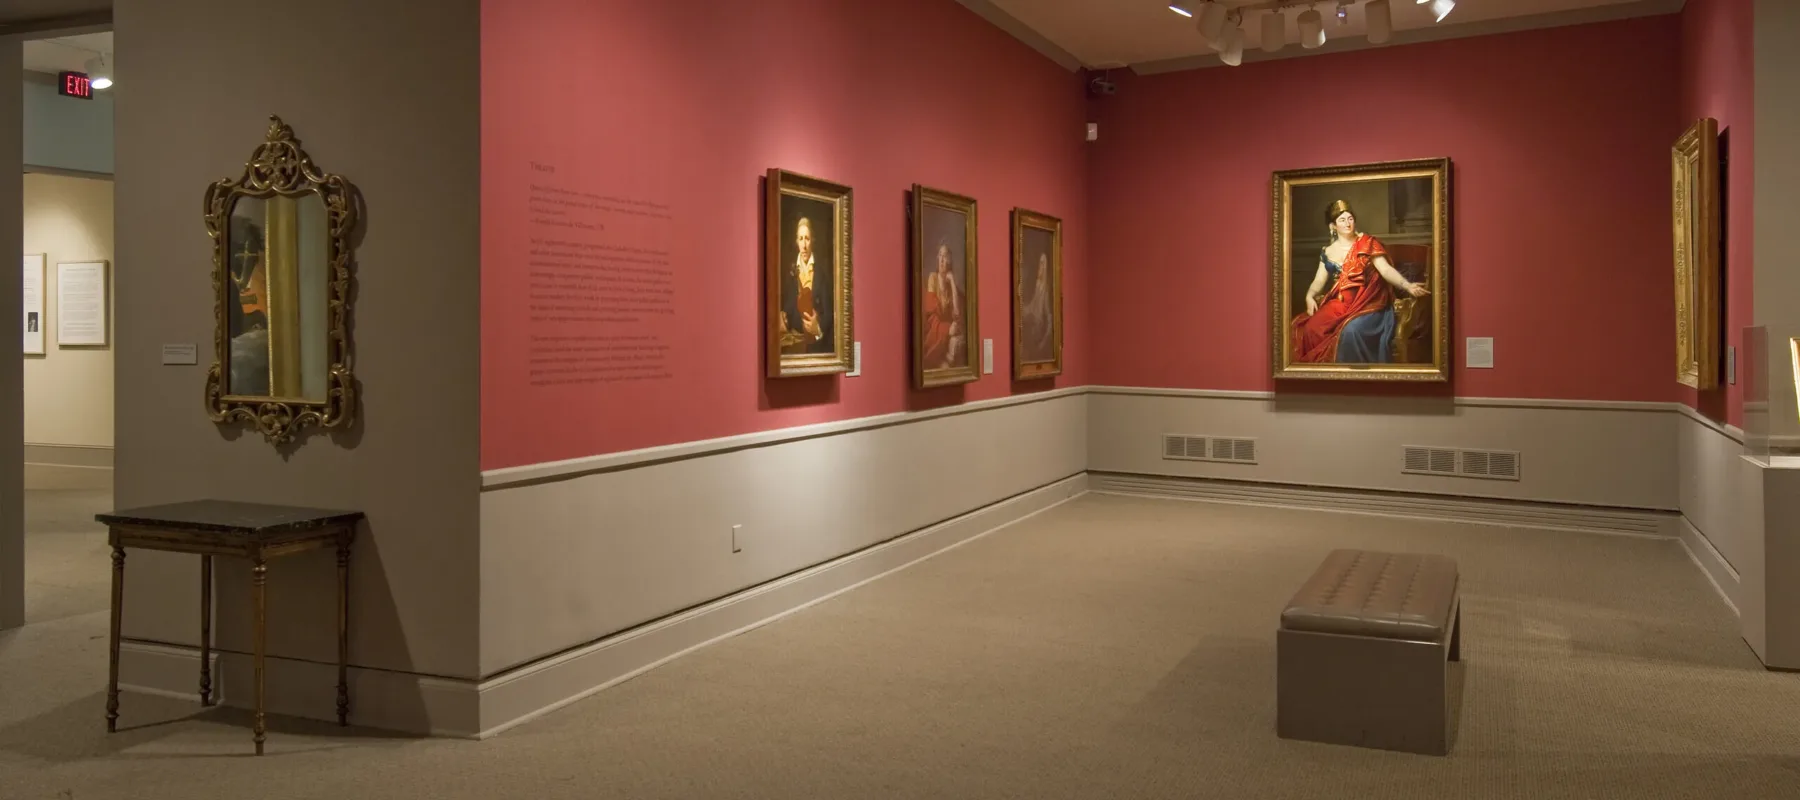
[0, 0, 109, 37]
[962, 0, 1683, 72]
[22, 31, 109, 75]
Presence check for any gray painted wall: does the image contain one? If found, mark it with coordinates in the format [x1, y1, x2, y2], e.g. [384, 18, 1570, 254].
[23, 71, 112, 175]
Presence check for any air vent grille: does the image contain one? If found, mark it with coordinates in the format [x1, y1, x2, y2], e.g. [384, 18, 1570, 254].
[1402, 446, 1521, 481]
[1162, 434, 1257, 465]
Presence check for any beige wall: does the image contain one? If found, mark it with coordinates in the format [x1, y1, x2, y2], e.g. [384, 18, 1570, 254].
[1754, 0, 1800, 442]
[2, 39, 24, 631]
[22, 172, 114, 452]
[479, 393, 1089, 679]
[1088, 390, 1678, 511]
[112, 0, 482, 715]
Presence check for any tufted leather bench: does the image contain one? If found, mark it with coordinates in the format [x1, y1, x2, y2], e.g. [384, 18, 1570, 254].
[1276, 549, 1462, 756]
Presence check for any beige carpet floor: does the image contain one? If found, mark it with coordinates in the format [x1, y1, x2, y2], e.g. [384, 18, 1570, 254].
[3, 492, 1799, 799]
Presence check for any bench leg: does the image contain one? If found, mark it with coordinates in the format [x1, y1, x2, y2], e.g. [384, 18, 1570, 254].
[1449, 604, 1461, 663]
[1278, 628, 1450, 756]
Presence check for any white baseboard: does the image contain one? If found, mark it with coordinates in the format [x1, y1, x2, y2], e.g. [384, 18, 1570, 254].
[1090, 471, 1676, 538]
[117, 473, 1090, 738]
[23, 442, 112, 490]
[1678, 515, 1741, 617]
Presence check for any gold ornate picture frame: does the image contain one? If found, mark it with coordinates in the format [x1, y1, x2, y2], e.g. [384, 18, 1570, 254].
[1011, 208, 1063, 380]
[765, 168, 854, 378]
[1672, 117, 1721, 390]
[911, 185, 980, 388]
[1271, 158, 1452, 382]
[204, 116, 359, 446]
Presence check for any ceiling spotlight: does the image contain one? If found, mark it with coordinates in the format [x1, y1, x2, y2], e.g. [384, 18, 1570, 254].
[1196, 1, 1230, 42]
[84, 55, 113, 89]
[1429, 0, 1455, 21]
[1219, 23, 1245, 66]
[1261, 10, 1285, 53]
[1169, 3, 1194, 18]
[1366, 0, 1392, 43]
[1297, 8, 1326, 49]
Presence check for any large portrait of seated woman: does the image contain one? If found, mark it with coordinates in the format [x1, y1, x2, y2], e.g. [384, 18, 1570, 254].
[1270, 158, 1451, 382]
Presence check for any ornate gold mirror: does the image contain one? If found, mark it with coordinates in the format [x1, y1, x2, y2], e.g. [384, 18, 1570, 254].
[204, 116, 359, 445]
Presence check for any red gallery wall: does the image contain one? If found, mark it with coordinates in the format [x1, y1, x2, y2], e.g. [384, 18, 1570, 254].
[481, 0, 1091, 471]
[1087, 15, 1684, 404]
[1678, 0, 1754, 427]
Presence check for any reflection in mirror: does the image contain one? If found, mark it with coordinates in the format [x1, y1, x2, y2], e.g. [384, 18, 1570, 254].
[225, 192, 330, 402]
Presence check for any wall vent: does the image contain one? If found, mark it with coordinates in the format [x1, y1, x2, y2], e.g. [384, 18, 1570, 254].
[1162, 434, 1257, 465]
[1402, 446, 1521, 481]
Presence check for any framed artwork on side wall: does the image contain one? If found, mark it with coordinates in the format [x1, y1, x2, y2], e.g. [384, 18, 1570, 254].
[1672, 117, 1721, 390]
[911, 185, 980, 388]
[22, 253, 45, 356]
[56, 260, 109, 348]
[1011, 208, 1063, 380]
[765, 168, 854, 378]
[1271, 158, 1451, 382]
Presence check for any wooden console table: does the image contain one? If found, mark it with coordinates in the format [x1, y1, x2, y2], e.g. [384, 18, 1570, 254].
[95, 500, 364, 755]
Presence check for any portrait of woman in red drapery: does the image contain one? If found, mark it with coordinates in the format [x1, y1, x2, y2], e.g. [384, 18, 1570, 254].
[921, 241, 965, 369]
[1290, 199, 1430, 364]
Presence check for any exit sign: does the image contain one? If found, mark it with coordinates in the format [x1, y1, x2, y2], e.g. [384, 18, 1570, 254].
[58, 71, 93, 99]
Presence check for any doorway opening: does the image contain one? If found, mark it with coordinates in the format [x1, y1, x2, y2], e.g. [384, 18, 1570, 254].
[18, 29, 114, 627]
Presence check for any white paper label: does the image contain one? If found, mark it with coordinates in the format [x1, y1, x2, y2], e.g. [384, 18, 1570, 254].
[161, 343, 198, 365]
[982, 339, 994, 374]
[1466, 337, 1494, 369]
[847, 341, 862, 377]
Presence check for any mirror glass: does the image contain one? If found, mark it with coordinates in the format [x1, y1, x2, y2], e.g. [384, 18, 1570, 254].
[224, 192, 331, 402]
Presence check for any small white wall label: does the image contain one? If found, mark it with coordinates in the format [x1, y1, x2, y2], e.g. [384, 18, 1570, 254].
[161, 343, 198, 365]
[982, 338, 994, 375]
[1465, 337, 1494, 369]
[1728, 345, 1737, 385]
[846, 341, 862, 377]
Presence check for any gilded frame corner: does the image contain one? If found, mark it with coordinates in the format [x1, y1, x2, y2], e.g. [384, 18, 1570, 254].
[1269, 157, 1452, 383]
[910, 184, 981, 389]
[765, 168, 855, 378]
[1673, 117, 1721, 390]
[203, 115, 359, 446]
[1011, 208, 1064, 381]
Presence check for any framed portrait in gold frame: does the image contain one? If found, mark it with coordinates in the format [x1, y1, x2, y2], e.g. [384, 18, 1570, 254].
[1270, 158, 1451, 382]
[1672, 117, 1721, 390]
[910, 185, 980, 388]
[1011, 208, 1063, 380]
[765, 168, 854, 378]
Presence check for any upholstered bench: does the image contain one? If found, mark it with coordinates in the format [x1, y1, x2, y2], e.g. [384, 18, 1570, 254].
[1277, 548, 1462, 756]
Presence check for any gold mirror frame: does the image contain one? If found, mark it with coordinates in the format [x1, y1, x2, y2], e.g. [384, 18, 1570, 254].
[1672, 117, 1721, 390]
[203, 116, 359, 445]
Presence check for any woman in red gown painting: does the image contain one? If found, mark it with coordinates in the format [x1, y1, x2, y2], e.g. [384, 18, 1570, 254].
[1291, 199, 1429, 363]
[921, 241, 965, 369]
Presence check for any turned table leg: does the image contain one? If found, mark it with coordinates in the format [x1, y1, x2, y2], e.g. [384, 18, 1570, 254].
[106, 544, 125, 733]
[336, 533, 351, 726]
[200, 555, 214, 706]
[252, 557, 268, 756]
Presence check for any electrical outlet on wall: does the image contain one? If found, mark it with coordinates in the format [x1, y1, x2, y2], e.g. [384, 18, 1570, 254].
[731, 524, 743, 554]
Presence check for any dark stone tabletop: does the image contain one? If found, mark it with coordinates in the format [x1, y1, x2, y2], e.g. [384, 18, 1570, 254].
[95, 500, 364, 536]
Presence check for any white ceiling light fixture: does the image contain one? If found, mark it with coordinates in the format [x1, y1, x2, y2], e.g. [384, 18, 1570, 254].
[1426, 0, 1455, 22]
[1366, 0, 1392, 44]
[1218, 16, 1245, 66]
[84, 54, 113, 89]
[1169, 3, 1194, 18]
[1296, 7, 1326, 49]
[1260, 10, 1285, 54]
[1196, 1, 1230, 43]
